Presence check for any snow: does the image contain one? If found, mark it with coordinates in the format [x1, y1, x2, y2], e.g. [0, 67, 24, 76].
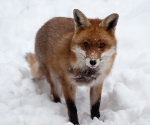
[0, 0, 150, 125]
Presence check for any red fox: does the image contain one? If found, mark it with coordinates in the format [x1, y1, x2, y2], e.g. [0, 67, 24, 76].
[26, 9, 119, 125]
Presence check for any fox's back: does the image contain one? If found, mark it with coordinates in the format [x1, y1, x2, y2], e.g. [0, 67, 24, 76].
[35, 17, 74, 65]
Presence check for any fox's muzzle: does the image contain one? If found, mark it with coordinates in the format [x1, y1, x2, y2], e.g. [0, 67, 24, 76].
[85, 58, 100, 68]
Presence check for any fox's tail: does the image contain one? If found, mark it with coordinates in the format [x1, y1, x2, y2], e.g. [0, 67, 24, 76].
[25, 53, 45, 79]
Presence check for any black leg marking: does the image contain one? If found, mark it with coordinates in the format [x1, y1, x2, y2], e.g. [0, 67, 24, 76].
[91, 99, 100, 119]
[54, 96, 60, 103]
[67, 99, 79, 125]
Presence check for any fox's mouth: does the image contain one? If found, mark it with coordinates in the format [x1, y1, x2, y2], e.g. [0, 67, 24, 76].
[90, 65, 98, 69]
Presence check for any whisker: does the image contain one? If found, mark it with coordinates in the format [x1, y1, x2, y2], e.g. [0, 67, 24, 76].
[78, 53, 86, 59]
[100, 56, 110, 60]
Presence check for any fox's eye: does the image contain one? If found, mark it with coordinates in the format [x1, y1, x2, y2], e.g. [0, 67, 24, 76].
[99, 43, 105, 48]
[83, 42, 90, 49]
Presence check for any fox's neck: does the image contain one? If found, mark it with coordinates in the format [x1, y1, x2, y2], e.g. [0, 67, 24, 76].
[68, 61, 100, 84]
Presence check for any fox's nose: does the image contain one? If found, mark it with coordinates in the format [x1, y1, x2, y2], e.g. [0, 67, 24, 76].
[90, 60, 96, 66]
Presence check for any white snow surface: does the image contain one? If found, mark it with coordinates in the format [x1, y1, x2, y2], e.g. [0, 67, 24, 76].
[0, 0, 150, 125]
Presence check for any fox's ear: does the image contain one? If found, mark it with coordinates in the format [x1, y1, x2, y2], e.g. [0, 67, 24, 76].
[99, 13, 119, 32]
[73, 9, 91, 32]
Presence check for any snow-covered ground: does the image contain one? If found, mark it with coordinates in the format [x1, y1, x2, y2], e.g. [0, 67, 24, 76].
[0, 0, 150, 125]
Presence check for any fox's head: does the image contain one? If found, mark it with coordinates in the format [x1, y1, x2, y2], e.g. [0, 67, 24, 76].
[71, 9, 119, 69]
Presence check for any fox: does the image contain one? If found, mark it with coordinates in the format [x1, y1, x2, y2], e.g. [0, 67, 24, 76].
[26, 9, 119, 125]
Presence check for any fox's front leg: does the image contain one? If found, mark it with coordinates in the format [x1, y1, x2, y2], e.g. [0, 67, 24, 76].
[90, 84, 103, 119]
[61, 78, 79, 125]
